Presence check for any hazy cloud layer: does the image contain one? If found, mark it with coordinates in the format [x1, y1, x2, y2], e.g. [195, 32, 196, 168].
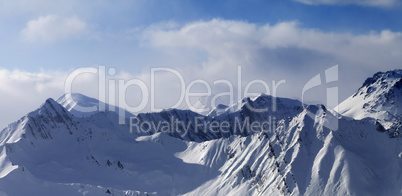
[20, 15, 87, 42]
[0, 69, 65, 128]
[1, 18, 402, 128]
[144, 19, 402, 69]
[142, 19, 402, 100]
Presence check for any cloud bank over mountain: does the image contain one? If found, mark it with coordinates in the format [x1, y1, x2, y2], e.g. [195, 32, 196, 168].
[1, 18, 402, 128]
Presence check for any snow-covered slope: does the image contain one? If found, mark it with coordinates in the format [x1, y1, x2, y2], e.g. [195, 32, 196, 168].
[336, 69, 402, 136]
[132, 94, 304, 141]
[183, 106, 402, 196]
[0, 71, 402, 196]
[0, 99, 209, 195]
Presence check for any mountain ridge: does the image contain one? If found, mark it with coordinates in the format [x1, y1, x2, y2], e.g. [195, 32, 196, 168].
[0, 70, 401, 195]
[336, 69, 402, 137]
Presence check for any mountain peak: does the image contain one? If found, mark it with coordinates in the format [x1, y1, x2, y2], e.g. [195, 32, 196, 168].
[38, 98, 68, 115]
[57, 93, 100, 109]
[56, 93, 106, 118]
[43, 97, 59, 107]
[337, 69, 402, 130]
[358, 69, 402, 93]
[31, 97, 73, 122]
[350, 69, 402, 110]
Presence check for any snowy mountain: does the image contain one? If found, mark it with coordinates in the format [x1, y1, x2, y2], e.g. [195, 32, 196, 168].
[132, 94, 304, 141]
[336, 69, 402, 136]
[185, 105, 402, 195]
[0, 71, 402, 196]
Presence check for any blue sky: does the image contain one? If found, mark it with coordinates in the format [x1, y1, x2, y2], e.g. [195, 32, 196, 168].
[0, 0, 402, 128]
[1, 0, 401, 71]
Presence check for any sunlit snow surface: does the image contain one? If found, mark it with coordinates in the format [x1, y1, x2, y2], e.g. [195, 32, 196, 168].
[0, 70, 402, 196]
[336, 70, 402, 135]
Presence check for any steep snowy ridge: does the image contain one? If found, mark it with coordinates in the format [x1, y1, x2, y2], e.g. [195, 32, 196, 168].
[0, 98, 74, 146]
[0, 99, 153, 196]
[181, 105, 402, 195]
[336, 69, 402, 135]
[133, 94, 304, 141]
[0, 71, 402, 196]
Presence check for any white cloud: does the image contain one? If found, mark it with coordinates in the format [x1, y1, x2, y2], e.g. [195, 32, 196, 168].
[0, 68, 100, 128]
[294, 0, 398, 7]
[21, 15, 87, 42]
[141, 19, 402, 105]
[143, 19, 402, 72]
[2, 19, 402, 129]
[0, 69, 64, 128]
